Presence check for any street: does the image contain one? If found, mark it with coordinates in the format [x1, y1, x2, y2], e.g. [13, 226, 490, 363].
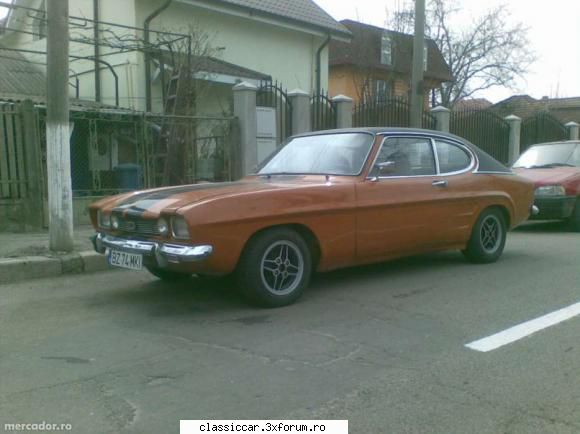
[1, 223, 579, 434]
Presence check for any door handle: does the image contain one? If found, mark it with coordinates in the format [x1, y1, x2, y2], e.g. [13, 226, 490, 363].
[432, 180, 448, 188]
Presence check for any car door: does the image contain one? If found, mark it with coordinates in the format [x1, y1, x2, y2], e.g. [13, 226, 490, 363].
[355, 135, 475, 263]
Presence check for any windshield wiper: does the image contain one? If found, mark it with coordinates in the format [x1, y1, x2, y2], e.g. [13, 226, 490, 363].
[527, 163, 576, 169]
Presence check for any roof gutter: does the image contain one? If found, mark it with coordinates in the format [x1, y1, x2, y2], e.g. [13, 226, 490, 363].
[315, 34, 331, 94]
[144, 0, 173, 112]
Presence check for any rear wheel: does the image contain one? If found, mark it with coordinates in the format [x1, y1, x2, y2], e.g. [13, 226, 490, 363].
[236, 228, 312, 307]
[462, 208, 507, 264]
[569, 198, 580, 232]
[145, 266, 191, 281]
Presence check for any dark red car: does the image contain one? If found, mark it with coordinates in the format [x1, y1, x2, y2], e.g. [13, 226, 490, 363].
[513, 141, 580, 231]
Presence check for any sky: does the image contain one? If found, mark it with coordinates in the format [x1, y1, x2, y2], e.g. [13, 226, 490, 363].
[315, 0, 580, 103]
[2, 0, 578, 103]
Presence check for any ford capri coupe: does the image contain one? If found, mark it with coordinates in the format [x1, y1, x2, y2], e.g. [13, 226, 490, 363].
[90, 128, 535, 307]
[513, 141, 580, 231]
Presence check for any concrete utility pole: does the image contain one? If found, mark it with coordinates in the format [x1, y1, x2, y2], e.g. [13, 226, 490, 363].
[410, 0, 426, 128]
[46, 0, 74, 252]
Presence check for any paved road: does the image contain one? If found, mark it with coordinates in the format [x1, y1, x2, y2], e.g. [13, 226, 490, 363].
[1, 222, 579, 434]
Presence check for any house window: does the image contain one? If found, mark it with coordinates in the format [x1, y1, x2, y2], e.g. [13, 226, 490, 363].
[375, 79, 392, 101]
[381, 32, 392, 65]
[32, 1, 46, 41]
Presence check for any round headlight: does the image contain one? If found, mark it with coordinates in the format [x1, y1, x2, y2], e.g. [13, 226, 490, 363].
[157, 217, 169, 235]
[98, 210, 111, 228]
[111, 215, 120, 230]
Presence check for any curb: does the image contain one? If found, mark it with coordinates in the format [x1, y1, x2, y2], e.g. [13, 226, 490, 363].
[0, 251, 111, 285]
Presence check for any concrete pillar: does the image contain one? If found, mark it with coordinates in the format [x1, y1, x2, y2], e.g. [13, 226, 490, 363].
[332, 95, 353, 129]
[505, 115, 522, 165]
[431, 106, 451, 133]
[233, 81, 258, 176]
[288, 89, 311, 134]
[565, 122, 579, 140]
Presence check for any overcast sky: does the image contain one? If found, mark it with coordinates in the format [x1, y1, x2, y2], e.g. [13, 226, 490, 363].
[2, 0, 578, 103]
[315, 0, 580, 103]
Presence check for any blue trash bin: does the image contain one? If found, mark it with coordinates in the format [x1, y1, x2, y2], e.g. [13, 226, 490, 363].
[114, 164, 142, 190]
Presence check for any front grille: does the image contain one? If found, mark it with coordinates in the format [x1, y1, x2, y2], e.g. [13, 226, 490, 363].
[118, 217, 159, 236]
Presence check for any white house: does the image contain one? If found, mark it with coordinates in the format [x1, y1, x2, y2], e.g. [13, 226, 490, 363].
[0, 0, 350, 114]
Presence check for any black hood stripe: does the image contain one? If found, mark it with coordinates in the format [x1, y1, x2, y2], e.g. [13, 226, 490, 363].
[112, 182, 249, 216]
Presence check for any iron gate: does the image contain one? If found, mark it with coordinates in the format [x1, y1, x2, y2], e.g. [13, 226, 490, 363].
[521, 112, 568, 153]
[257, 81, 293, 142]
[353, 98, 436, 129]
[311, 90, 337, 131]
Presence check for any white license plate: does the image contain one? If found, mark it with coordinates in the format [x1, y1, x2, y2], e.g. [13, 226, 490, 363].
[108, 249, 143, 270]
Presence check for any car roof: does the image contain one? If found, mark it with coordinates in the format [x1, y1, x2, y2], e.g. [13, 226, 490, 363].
[292, 127, 512, 173]
[527, 140, 580, 147]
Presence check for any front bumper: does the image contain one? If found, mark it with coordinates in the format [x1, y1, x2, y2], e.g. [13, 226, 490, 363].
[91, 232, 213, 267]
[531, 196, 576, 220]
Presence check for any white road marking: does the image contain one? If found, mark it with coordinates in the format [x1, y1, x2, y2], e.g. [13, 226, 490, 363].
[466, 301, 580, 352]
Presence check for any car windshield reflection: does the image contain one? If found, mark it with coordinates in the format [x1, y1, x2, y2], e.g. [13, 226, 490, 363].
[513, 143, 580, 168]
[258, 133, 374, 176]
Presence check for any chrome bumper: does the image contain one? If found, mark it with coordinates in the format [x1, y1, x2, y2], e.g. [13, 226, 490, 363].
[92, 233, 213, 266]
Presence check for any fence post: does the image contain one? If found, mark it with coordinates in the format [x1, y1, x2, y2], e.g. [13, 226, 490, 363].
[288, 89, 311, 134]
[233, 81, 258, 176]
[565, 122, 579, 140]
[332, 95, 353, 129]
[431, 106, 450, 133]
[19, 100, 44, 230]
[505, 115, 522, 165]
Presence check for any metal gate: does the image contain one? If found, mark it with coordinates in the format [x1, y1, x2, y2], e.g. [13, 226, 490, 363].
[257, 81, 293, 142]
[311, 90, 337, 131]
[353, 98, 436, 129]
[521, 112, 568, 153]
[450, 109, 510, 164]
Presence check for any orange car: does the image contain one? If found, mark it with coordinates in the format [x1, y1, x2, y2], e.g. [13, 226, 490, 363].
[90, 128, 535, 307]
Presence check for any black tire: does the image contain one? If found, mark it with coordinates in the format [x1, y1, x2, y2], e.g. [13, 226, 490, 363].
[236, 228, 312, 308]
[462, 208, 507, 264]
[569, 199, 580, 232]
[145, 266, 191, 281]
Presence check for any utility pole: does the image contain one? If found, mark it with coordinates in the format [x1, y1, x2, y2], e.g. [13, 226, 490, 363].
[410, 0, 426, 128]
[46, 0, 74, 252]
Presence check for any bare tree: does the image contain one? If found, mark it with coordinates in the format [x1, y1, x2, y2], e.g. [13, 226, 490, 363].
[389, 0, 535, 107]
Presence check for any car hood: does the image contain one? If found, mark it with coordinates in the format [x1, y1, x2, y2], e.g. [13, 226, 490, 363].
[100, 176, 345, 217]
[513, 167, 580, 186]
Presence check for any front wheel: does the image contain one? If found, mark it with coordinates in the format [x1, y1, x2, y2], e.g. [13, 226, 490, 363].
[462, 208, 507, 264]
[569, 199, 580, 232]
[236, 228, 312, 307]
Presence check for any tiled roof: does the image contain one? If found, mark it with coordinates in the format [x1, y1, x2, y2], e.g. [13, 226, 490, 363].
[492, 95, 580, 124]
[329, 20, 452, 82]
[199, 0, 350, 37]
[0, 47, 45, 98]
[454, 98, 493, 110]
[154, 52, 271, 81]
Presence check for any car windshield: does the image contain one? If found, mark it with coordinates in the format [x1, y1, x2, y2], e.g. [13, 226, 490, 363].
[258, 133, 374, 176]
[513, 143, 580, 168]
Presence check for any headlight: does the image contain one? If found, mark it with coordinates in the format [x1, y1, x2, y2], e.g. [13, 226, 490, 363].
[111, 214, 120, 230]
[171, 216, 190, 239]
[98, 210, 111, 228]
[157, 217, 169, 236]
[535, 185, 566, 196]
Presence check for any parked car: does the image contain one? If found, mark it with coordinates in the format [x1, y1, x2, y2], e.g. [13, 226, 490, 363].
[90, 128, 535, 307]
[513, 141, 580, 231]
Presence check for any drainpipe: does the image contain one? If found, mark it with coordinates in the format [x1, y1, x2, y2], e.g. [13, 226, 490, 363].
[144, 0, 172, 112]
[315, 34, 331, 94]
[93, 0, 101, 102]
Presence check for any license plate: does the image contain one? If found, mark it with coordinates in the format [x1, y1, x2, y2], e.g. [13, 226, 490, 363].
[108, 249, 143, 270]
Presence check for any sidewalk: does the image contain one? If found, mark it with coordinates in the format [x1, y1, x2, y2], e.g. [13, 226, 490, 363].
[0, 226, 111, 285]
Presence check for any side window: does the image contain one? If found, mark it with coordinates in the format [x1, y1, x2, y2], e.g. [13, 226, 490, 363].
[570, 145, 580, 166]
[375, 137, 436, 177]
[435, 140, 472, 173]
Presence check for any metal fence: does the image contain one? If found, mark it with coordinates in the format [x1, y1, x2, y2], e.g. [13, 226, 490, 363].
[257, 81, 293, 142]
[353, 98, 436, 129]
[521, 112, 568, 153]
[0, 103, 28, 199]
[450, 109, 511, 164]
[35, 109, 238, 197]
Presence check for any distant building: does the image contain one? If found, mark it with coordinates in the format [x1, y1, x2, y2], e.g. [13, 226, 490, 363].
[454, 98, 493, 111]
[492, 95, 580, 124]
[328, 19, 452, 106]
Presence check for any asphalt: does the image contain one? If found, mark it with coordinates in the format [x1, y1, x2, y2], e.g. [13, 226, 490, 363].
[0, 221, 578, 434]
